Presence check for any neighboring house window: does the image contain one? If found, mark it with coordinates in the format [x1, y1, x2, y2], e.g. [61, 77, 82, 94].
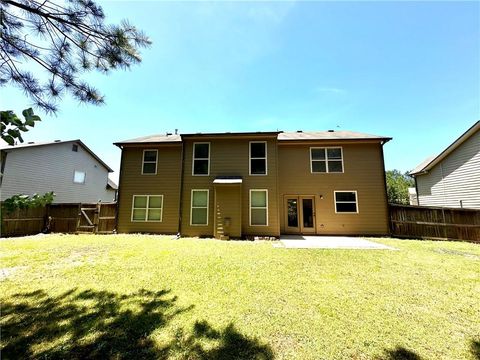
[131, 195, 163, 222]
[73, 170, 86, 184]
[72, 144, 78, 152]
[334, 191, 358, 213]
[191, 190, 209, 225]
[250, 189, 268, 226]
[192, 143, 210, 175]
[310, 147, 343, 173]
[250, 141, 267, 175]
[142, 150, 158, 174]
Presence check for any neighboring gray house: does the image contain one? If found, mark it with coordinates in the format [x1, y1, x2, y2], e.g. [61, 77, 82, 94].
[0, 140, 117, 203]
[410, 121, 480, 209]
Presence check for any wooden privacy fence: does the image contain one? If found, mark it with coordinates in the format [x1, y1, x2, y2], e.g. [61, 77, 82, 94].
[389, 204, 480, 242]
[1, 202, 117, 237]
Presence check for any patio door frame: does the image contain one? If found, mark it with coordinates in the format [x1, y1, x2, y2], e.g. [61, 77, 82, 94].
[283, 195, 316, 234]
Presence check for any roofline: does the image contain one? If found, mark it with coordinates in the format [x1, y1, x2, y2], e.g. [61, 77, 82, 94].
[278, 137, 392, 144]
[114, 132, 392, 146]
[1, 139, 114, 172]
[181, 131, 282, 138]
[114, 141, 182, 147]
[410, 120, 480, 176]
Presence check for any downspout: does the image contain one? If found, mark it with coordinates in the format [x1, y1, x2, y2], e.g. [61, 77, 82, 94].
[440, 163, 447, 239]
[114, 145, 125, 233]
[275, 136, 280, 237]
[380, 140, 390, 236]
[177, 140, 185, 236]
[414, 175, 420, 206]
[0, 150, 8, 188]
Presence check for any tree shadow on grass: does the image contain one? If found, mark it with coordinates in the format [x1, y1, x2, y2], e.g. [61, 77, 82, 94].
[379, 346, 423, 360]
[1, 289, 274, 360]
[168, 320, 274, 360]
[471, 340, 480, 360]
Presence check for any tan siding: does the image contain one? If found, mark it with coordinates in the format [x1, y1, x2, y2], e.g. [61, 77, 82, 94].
[417, 129, 480, 209]
[117, 136, 389, 237]
[278, 142, 389, 235]
[117, 145, 182, 234]
[214, 185, 242, 238]
[181, 138, 280, 237]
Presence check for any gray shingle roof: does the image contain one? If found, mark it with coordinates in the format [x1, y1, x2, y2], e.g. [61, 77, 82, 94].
[115, 130, 391, 145]
[410, 120, 480, 176]
[278, 130, 391, 141]
[114, 134, 182, 145]
[0, 139, 113, 172]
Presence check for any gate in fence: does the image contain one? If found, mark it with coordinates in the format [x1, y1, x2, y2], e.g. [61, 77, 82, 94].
[1, 202, 117, 237]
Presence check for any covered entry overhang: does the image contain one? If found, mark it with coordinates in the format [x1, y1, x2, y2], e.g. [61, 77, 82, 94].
[213, 176, 242, 239]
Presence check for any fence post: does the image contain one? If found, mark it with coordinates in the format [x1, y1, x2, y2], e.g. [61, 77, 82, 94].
[93, 202, 100, 234]
[76, 203, 82, 233]
[43, 204, 50, 233]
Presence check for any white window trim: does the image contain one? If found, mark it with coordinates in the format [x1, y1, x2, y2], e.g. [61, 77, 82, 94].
[310, 147, 344, 174]
[131, 195, 164, 222]
[249, 189, 269, 226]
[190, 189, 209, 226]
[73, 170, 86, 184]
[249, 141, 268, 176]
[141, 149, 158, 175]
[334, 190, 359, 214]
[192, 142, 210, 176]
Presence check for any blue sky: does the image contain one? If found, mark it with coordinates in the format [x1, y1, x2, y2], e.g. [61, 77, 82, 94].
[1, 1, 479, 183]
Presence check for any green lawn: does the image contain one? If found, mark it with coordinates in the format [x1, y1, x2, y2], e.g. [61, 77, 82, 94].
[1, 235, 479, 360]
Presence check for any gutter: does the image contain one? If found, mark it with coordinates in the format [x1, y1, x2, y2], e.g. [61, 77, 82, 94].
[0, 150, 7, 188]
[177, 140, 185, 236]
[414, 176, 420, 206]
[379, 142, 391, 235]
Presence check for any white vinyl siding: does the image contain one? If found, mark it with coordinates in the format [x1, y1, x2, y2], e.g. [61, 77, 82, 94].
[0, 142, 115, 203]
[250, 189, 268, 226]
[416, 129, 480, 209]
[190, 189, 209, 225]
[131, 195, 163, 222]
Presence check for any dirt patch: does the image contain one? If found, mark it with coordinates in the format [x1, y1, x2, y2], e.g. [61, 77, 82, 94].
[434, 248, 480, 260]
[46, 246, 108, 270]
[0, 266, 28, 280]
[271, 333, 301, 359]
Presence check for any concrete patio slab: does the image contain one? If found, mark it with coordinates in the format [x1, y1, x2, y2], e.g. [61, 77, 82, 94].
[278, 235, 395, 250]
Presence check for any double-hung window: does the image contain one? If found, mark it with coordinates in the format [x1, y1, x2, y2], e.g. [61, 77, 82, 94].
[250, 190, 268, 226]
[334, 191, 358, 213]
[191, 190, 209, 225]
[193, 143, 210, 176]
[310, 147, 343, 173]
[131, 195, 163, 221]
[142, 150, 158, 174]
[249, 141, 267, 175]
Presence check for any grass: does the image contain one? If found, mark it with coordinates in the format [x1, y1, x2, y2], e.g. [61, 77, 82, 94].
[1, 234, 479, 360]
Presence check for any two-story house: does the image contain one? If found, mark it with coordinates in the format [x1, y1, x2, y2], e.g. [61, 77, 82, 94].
[0, 140, 117, 203]
[114, 130, 391, 238]
[410, 120, 480, 209]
